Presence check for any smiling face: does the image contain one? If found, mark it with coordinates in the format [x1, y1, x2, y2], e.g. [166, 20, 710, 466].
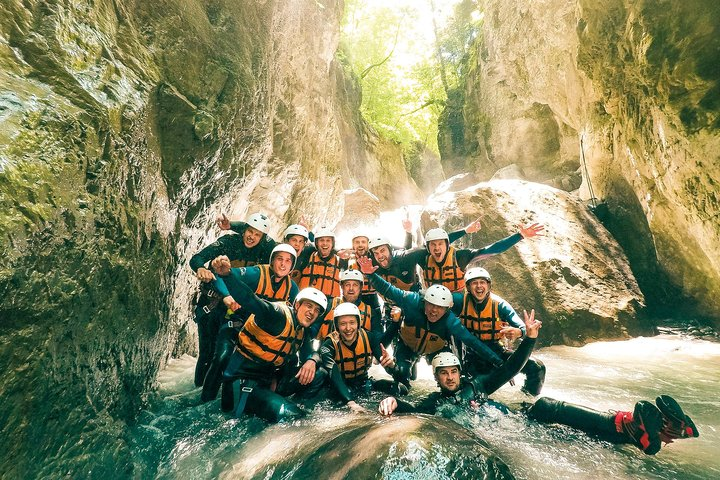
[424, 301, 448, 323]
[285, 234, 307, 255]
[271, 251, 294, 278]
[435, 365, 460, 392]
[336, 314, 359, 345]
[467, 278, 491, 303]
[295, 299, 323, 327]
[352, 236, 369, 256]
[243, 226, 264, 248]
[316, 236, 334, 257]
[341, 279, 361, 303]
[371, 244, 391, 268]
[427, 239, 448, 263]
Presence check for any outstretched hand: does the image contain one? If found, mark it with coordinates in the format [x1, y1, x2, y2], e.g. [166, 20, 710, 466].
[523, 309, 542, 338]
[295, 360, 316, 385]
[216, 213, 231, 230]
[298, 215, 309, 229]
[465, 217, 482, 234]
[356, 255, 378, 275]
[402, 218, 412, 233]
[379, 344, 396, 369]
[211, 255, 232, 276]
[519, 223, 545, 239]
[378, 397, 398, 416]
[196, 267, 215, 283]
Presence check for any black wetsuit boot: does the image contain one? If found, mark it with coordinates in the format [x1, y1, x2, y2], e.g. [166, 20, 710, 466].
[528, 397, 664, 454]
[520, 358, 546, 396]
[201, 325, 238, 402]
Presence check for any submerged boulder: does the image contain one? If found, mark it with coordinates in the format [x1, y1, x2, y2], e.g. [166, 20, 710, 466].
[225, 415, 515, 480]
[421, 178, 649, 345]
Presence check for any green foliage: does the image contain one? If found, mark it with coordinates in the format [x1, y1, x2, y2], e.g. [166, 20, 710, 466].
[340, 0, 482, 159]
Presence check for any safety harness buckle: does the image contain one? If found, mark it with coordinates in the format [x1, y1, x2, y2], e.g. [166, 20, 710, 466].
[203, 305, 211, 314]
[241, 386, 253, 393]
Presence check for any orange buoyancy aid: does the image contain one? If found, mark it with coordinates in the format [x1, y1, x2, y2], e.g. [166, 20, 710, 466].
[423, 246, 465, 292]
[317, 297, 373, 340]
[236, 303, 304, 366]
[299, 252, 341, 297]
[459, 293, 505, 342]
[329, 329, 373, 380]
[255, 264, 292, 302]
[398, 321, 447, 355]
[348, 260, 376, 294]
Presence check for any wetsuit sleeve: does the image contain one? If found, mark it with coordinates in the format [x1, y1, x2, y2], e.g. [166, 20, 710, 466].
[211, 266, 260, 298]
[455, 233, 523, 269]
[189, 234, 237, 272]
[478, 337, 537, 395]
[229, 220, 248, 234]
[393, 247, 428, 270]
[451, 292, 464, 315]
[404, 231, 413, 249]
[368, 273, 420, 312]
[328, 364, 354, 403]
[380, 321, 400, 347]
[498, 299, 525, 335]
[393, 395, 437, 414]
[370, 305, 383, 336]
[448, 229, 467, 244]
[288, 281, 299, 303]
[446, 314, 504, 367]
[298, 335, 317, 363]
[227, 278, 285, 334]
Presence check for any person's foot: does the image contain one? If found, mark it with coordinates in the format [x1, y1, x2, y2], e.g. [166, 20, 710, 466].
[656, 395, 700, 443]
[615, 401, 663, 455]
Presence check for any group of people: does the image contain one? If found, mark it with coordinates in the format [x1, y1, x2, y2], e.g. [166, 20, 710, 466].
[188, 211, 699, 456]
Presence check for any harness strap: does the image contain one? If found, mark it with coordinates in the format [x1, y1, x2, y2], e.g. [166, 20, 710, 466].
[234, 379, 258, 417]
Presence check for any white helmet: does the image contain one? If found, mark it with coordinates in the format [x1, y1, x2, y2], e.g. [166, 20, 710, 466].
[333, 302, 361, 319]
[431, 351, 461, 371]
[314, 226, 335, 240]
[247, 213, 270, 235]
[351, 232, 369, 241]
[283, 224, 309, 240]
[424, 228, 449, 245]
[368, 236, 391, 250]
[339, 269, 364, 285]
[424, 284, 453, 308]
[295, 287, 328, 314]
[270, 243, 297, 268]
[464, 267, 491, 284]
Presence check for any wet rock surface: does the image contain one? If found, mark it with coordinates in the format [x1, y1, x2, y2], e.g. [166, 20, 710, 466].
[440, 0, 720, 323]
[421, 179, 650, 345]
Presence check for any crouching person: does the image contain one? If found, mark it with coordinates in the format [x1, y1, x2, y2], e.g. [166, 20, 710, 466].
[313, 302, 400, 412]
[218, 282, 328, 423]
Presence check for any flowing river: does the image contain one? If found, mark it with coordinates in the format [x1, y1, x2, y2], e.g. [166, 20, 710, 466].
[128, 330, 719, 479]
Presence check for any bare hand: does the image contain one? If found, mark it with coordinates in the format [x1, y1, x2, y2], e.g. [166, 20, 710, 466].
[379, 344, 396, 369]
[519, 223, 545, 239]
[499, 324, 522, 340]
[390, 306, 402, 323]
[523, 309, 542, 338]
[402, 218, 412, 233]
[356, 255, 378, 275]
[378, 397, 398, 416]
[196, 267, 215, 283]
[216, 213, 231, 230]
[211, 255, 231, 276]
[347, 401, 367, 414]
[295, 360, 316, 385]
[337, 249, 352, 260]
[223, 296, 241, 312]
[465, 218, 482, 234]
[298, 215, 309, 229]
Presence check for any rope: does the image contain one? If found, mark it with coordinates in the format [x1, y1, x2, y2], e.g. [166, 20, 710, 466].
[580, 135, 598, 209]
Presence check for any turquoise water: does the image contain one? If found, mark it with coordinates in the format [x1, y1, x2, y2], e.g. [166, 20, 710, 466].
[129, 332, 720, 479]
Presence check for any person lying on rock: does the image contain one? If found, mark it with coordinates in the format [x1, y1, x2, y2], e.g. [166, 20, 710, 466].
[199, 244, 299, 403]
[189, 212, 276, 387]
[378, 314, 699, 456]
[452, 266, 546, 396]
[315, 269, 382, 339]
[209, 281, 328, 422]
[356, 256, 505, 392]
[309, 302, 402, 413]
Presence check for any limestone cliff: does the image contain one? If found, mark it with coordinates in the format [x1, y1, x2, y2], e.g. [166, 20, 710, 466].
[441, 0, 720, 322]
[0, 0, 418, 476]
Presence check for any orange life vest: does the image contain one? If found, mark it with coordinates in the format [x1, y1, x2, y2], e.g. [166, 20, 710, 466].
[423, 246, 465, 292]
[459, 293, 505, 342]
[255, 264, 292, 302]
[329, 329, 373, 380]
[348, 260, 376, 294]
[317, 297, 372, 340]
[236, 303, 304, 366]
[398, 321, 447, 355]
[299, 252, 341, 297]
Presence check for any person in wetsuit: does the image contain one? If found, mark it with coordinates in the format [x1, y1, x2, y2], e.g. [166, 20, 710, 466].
[378, 315, 700, 456]
[190, 212, 276, 386]
[218, 284, 328, 423]
[200, 243, 299, 403]
[452, 266, 546, 395]
[356, 255, 505, 391]
[315, 269, 382, 340]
